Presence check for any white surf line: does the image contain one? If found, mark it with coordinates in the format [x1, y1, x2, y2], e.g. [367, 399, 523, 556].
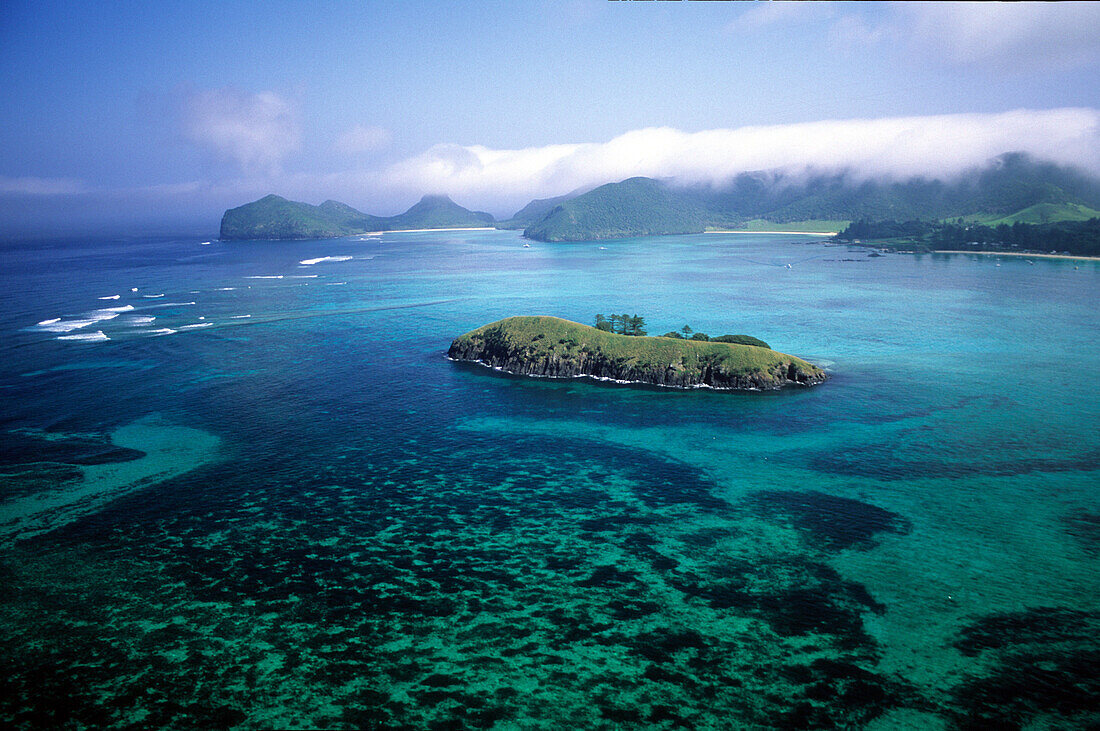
[299, 255, 353, 265]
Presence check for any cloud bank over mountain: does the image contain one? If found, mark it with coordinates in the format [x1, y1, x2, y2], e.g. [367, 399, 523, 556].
[3, 107, 1099, 234]
[376, 109, 1100, 208]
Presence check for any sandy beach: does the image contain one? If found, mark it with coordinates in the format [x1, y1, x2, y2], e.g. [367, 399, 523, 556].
[933, 250, 1100, 262]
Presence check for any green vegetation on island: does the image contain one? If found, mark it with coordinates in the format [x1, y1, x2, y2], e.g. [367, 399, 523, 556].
[220, 194, 494, 240]
[523, 178, 708, 242]
[513, 153, 1100, 242]
[837, 218, 1100, 257]
[448, 316, 824, 390]
[593, 314, 770, 348]
[495, 189, 588, 230]
[220, 195, 386, 240]
[385, 194, 494, 230]
[222, 153, 1100, 245]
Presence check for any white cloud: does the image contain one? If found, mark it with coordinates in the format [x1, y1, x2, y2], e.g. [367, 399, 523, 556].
[897, 2, 1100, 70]
[333, 125, 393, 155]
[182, 88, 301, 176]
[374, 108, 1100, 205]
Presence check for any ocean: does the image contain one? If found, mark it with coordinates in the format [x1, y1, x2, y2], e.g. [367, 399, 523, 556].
[1, 229, 1097, 728]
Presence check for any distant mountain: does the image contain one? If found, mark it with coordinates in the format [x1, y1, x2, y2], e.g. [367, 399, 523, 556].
[497, 188, 589, 229]
[524, 177, 708, 242]
[220, 195, 386, 240]
[386, 195, 494, 231]
[515, 154, 1100, 242]
[220, 194, 494, 240]
[223, 154, 1100, 243]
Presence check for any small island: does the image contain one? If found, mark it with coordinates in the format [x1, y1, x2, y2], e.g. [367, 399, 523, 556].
[448, 316, 827, 390]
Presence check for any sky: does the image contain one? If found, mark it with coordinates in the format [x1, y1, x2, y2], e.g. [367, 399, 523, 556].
[1, 0, 1099, 236]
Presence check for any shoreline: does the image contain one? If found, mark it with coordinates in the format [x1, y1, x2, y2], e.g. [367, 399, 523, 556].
[931, 250, 1100, 262]
[366, 227, 497, 234]
[705, 230, 838, 236]
[446, 355, 820, 392]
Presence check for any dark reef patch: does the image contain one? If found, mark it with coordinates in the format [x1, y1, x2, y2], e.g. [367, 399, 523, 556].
[745, 490, 911, 551]
[669, 559, 885, 649]
[0, 430, 145, 467]
[808, 442, 1100, 481]
[0, 426, 916, 729]
[949, 607, 1100, 729]
[1061, 509, 1100, 555]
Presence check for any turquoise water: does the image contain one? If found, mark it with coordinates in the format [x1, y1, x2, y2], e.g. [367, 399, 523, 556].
[1, 230, 1097, 728]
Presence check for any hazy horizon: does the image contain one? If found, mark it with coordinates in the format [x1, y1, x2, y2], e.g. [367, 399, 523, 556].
[2, 1, 1100, 236]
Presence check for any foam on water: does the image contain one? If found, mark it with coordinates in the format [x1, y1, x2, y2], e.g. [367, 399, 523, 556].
[230, 314, 251, 319]
[32, 305, 134, 333]
[98, 295, 121, 300]
[140, 302, 196, 309]
[178, 323, 214, 330]
[299, 255, 353, 265]
[142, 293, 165, 299]
[246, 275, 284, 279]
[56, 330, 109, 342]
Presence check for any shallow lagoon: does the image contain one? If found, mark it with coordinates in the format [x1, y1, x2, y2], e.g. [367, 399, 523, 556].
[1, 230, 1097, 728]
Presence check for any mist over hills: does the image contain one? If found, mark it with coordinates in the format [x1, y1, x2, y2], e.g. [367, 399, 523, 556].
[519, 153, 1100, 241]
[219, 153, 1100, 244]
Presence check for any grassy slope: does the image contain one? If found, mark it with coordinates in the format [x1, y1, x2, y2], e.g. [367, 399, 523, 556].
[454, 316, 821, 378]
[955, 202, 1100, 227]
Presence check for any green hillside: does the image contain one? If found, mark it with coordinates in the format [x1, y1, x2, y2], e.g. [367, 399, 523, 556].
[497, 190, 586, 229]
[956, 202, 1100, 227]
[511, 153, 1100, 242]
[220, 195, 386, 240]
[524, 178, 707, 242]
[220, 194, 495, 240]
[448, 316, 825, 390]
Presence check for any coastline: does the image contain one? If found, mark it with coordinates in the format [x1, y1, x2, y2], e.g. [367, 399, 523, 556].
[446, 355, 817, 391]
[705, 230, 838, 236]
[366, 227, 497, 234]
[932, 250, 1100, 262]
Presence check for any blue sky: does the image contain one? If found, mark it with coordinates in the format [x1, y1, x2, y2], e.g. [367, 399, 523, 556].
[1, 1, 1099, 235]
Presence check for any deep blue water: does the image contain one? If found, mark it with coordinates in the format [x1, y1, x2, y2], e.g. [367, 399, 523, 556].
[1, 230, 1098, 728]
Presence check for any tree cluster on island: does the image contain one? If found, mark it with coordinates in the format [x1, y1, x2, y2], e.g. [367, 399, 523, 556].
[594, 316, 770, 349]
[594, 313, 647, 336]
[838, 217, 1100, 257]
